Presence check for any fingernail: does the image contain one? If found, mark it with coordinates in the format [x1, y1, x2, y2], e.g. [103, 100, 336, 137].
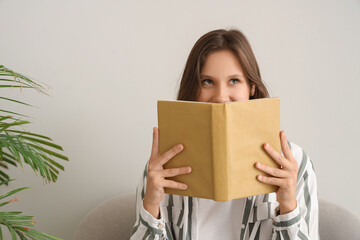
[183, 185, 188, 189]
[177, 144, 183, 150]
[258, 175, 263, 180]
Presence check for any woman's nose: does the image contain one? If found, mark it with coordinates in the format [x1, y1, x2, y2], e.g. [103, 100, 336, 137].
[213, 86, 230, 103]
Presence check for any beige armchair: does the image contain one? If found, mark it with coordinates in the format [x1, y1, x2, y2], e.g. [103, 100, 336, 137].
[73, 192, 360, 240]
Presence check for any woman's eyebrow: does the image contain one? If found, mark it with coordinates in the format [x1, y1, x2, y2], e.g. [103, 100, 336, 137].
[200, 74, 244, 79]
[227, 74, 244, 78]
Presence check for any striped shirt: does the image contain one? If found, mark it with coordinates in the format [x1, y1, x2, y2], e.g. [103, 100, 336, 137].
[130, 140, 320, 240]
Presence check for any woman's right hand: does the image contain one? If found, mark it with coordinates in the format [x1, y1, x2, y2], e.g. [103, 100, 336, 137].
[143, 126, 192, 219]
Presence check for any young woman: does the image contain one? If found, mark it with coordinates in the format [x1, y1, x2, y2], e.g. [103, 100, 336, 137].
[130, 29, 319, 240]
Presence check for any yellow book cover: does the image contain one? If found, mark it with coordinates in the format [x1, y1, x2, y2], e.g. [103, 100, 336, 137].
[157, 97, 281, 201]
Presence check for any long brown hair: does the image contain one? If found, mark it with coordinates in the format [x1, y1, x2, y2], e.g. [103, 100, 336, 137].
[176, 28, 270, 101]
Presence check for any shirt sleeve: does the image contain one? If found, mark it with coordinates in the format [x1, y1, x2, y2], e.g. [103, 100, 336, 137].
[130, 161, 172, 240]
[271, 141, 320, 240]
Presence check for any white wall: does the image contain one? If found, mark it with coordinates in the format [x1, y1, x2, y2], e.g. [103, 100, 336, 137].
[0, 0, 359, 239]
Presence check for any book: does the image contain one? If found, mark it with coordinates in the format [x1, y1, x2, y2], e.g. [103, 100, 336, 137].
[157, 97, 281, 201]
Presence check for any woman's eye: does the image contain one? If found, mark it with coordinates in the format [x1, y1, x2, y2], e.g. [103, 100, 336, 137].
[230, 78, 240, 84]
[201, 79, 213, 85]
[201, 78, 240, 85]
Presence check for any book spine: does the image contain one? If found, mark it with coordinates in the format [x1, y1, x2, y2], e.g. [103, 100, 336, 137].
[211, 104, 229, 201]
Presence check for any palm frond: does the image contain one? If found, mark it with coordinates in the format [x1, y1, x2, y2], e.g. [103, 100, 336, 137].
[0, 133, 67, 183]
[0, 65, 68, 184]
[0, 186, 61, 240]
[0, 65, 66, 239]
[0, 65, 50, 95]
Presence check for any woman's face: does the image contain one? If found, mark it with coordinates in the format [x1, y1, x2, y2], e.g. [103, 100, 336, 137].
[197, 49, 255, 103]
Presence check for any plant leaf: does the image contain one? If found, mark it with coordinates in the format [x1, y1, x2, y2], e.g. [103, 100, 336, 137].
[0, 171, 9, 181]
[0, 110, 29, 118]
[5, 130, 52, 140]
[0, 97, 33, 107]
[20, 136, 63, 151]
[1, 156, 17, 167]
[27, 143, 68, 161]
[0, 187, 30, 201]
[6, 225, 17, 240]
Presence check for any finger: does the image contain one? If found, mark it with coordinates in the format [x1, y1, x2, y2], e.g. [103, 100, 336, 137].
[263, 143, 290, 169]
[161, 167, 192, 178]
[158, 143, 184, 166]
[163, 179, 188, 190]
[150, 127, 159, 159]
[280, 130, 294, 162]
[257, 175, 285, 187]
[255, 162, 287, 178]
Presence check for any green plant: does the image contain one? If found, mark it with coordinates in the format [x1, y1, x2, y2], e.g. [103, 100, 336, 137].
[0, 65, 68, 239]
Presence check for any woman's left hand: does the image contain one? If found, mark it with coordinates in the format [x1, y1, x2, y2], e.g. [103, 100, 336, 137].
[255, 130, 298, 215]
